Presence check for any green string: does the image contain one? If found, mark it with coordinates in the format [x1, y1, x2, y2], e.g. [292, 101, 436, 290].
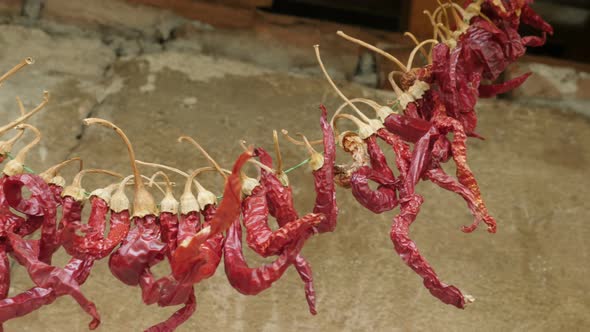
[5, 152, 35, 174]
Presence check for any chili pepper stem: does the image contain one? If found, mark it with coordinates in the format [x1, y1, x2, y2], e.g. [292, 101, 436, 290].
[83, 118, 157, 218]
[39, 157, 83, 183]
[406, 39, 438, 70]
[0, 91, 49, 137]
[62, 169, 123, 202]
[3, 124, 42, 176]
[0, 126, 25, 156]
[404, 32, 431, 62]
[178, 136, 228, 182]
[0, 57, 34, 84]
[148, 170, 179, 213]
[336, 31, 407, 72]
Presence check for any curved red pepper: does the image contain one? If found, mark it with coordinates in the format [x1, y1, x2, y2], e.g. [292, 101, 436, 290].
[312, 105, 338, 233]
[7, 232, 100, 328]
[242, 185, 319, 257]
[171, 150, 251, 277]
[256, 148, 318, 314]
[3, 174, 59, 264]
[224, 217, 304, 295]
[61, 196, 131, 260]
[108, 214, 165, 286]
[390, 194, 469, 308]
[351, 166, 398, 214]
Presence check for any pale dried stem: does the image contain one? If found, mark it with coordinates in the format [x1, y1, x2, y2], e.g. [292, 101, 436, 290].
[0, 91, 50, 136]
[406, 39, 439, 70]
[0, 57, 34, 84]
[315, 45, 375, 125]
[336, 31, 407, 72]
[71, 169, 122, 189]
[12, 124, 41, 164]
[178, 136, 228, 182]
[404, 32, 431, 62]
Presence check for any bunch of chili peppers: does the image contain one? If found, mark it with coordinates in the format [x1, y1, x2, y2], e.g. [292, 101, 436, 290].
[0, 0, 551, 330]
[313, 0, 552, 308]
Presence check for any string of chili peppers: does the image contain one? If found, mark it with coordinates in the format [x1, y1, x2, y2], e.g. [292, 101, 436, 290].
[0, 1, 553, 331]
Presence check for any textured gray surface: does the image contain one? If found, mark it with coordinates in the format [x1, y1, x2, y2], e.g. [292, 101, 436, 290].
[0, 19, 589, 332]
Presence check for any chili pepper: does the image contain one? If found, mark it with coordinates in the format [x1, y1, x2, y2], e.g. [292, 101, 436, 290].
[4, 175, 100, 328]
[1, 126, 65, 264]
[149, 171, 179, 257]
[171, 148, 252, 278]
[107, 175, 165, 286]
[0, 257, 96, 328]
[240, 173, 321, 257]
[328, 117, 401, 213]
[292, 105, 339, 233]
[3, 174, 60, 261]
[350, 166, 398, 214]
[61, 170, 132, 260]
[143, 291, 196, 332]
[390, 194, 473, 308]
[478, 72, 531, 98]
[83, 118, 166, 287]
[253, 147, 319, 315]
[223, 215, 318, 295]
[0, 249, 8, 300]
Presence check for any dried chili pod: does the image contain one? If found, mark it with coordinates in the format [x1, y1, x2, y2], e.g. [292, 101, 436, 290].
[3, 173, 100, 328]
[390, 194, 473, 308]
[328, 113, 400, 212]
[0, 258, 96, 328]
[223, 214, 322, 295]
[83, 118, 166, 286]
[171, 149, 252, 278]
[240, 172, 320, 257]
[143, 291, 196, 332]
[253, 147, 319, 314]
[61, 170, 134, 260]
[284, 105, 339, 233]
[430, 107, 496, 233]
[0, 249, 9, 300]
[149, 171, 180, 257]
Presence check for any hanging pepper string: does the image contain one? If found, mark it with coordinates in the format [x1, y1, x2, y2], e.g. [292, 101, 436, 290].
[5, 148, 320, 201]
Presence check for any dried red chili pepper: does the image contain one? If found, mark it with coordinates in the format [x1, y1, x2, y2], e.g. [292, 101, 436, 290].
[390, 194, 473, 308]
[0, 257, 96, 328]
[0, 249, 9, 300]
[83, 118, 166, 287]
[61, 169, 133, 260]
[3, 174, 100, 328]
[286, 105, 339, 232]
[223, 215, 319, 295]
[239, 169, 320, 257]
[254, 146, 319, 314]
[171, 148, 252, 278]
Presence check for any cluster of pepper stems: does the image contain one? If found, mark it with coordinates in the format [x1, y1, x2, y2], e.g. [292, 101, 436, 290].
[0, 1, 551, 331]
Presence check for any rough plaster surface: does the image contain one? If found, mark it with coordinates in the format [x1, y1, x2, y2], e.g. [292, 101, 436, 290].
[0, 17, 589, 332]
